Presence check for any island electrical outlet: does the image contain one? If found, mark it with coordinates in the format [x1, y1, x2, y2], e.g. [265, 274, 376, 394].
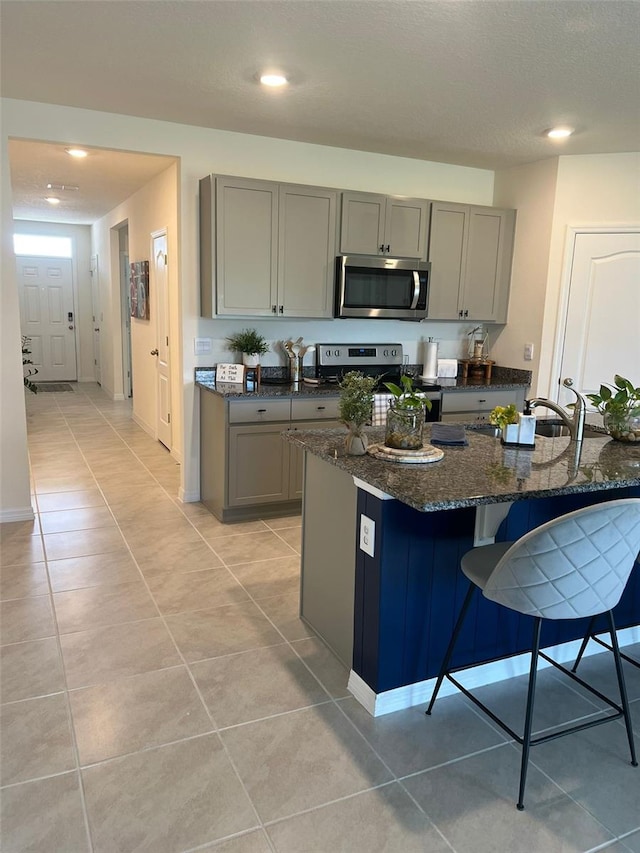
[359, 514, 375, 557]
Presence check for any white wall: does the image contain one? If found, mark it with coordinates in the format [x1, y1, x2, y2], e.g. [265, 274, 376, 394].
[1, 98, 495, 502]
[13, 220, 94, 381]
[491, 158, 559, 393]
[91, 162, 180, 447]
[1, 141, 32, 520]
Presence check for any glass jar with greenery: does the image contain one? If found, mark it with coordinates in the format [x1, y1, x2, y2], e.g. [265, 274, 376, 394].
[338, 371, 377, 455]
[383, 375, 432, 450]
[586, 375, 640, 443]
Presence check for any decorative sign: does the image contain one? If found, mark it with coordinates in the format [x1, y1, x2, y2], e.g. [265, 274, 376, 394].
[216, 362, 245, 384]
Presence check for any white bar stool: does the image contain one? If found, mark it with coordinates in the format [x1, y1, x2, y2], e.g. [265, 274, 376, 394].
[426, 498, 640, 810]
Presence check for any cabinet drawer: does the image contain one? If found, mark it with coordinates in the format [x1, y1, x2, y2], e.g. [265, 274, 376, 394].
[441, 389, 518, 414]
[228, 399, 291, 423]
[291, 397, 340, 421]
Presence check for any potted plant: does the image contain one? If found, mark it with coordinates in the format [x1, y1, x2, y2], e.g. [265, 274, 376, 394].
[383, 375, 432, 450]
[489, 403, 519, 443]
[338, 371, 377, 455]
[585, 375, 640, 442]
[225, 328, 269, 367]
[22, 336, 38, 394]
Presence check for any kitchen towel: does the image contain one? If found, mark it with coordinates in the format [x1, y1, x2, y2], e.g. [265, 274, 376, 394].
[437, 359, 458, 378]
[421, 340, 439, 380]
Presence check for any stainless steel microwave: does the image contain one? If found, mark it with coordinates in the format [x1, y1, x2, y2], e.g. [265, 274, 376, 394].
[335, 255, 430, 320]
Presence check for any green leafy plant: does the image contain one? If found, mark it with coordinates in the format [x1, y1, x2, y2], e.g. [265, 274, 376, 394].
[22, 336, 38, 394]
[383, 374, 433, 413]
[585, 375, 640, 419]
[489, 403, 518, 430]
[225, 328, 269, 356]
[338, 371, 377, 428]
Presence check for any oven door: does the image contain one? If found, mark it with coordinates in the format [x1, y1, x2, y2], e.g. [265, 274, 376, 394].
[335, 256, 429, 320]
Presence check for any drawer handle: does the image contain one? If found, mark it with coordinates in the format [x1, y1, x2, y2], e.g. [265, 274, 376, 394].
[316, 406, 326, 411]
[257, 408, 267, 413]
[478, 399, 486, 403]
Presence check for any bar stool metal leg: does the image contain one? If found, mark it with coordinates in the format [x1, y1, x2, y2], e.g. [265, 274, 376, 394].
[426, 582, 475, 716]
[606, 610, 638, 768]
[572, 615, 597, 673]
[517, 617, 542, 810]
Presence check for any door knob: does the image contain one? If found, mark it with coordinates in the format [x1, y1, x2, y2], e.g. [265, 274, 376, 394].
[150, 348, 159, 356]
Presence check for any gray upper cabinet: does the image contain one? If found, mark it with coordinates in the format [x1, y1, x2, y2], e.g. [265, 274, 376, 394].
[340, 192, 430, 259]
[200, 175, 337, 318]
[427, 202, 515, 323]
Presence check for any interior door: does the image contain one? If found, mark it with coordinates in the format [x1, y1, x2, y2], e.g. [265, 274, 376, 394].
[17, 256, 77, 382]
[558, 230, 640, 410]
[153, 232, 171, 449]
[90, 254, 101, 385]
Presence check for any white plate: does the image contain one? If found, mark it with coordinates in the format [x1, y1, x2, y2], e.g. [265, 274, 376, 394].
[367, 444, 444, 464]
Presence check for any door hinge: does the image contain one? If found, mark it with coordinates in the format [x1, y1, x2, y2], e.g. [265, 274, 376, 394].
[164, 253, 168, 266]
[166, 336, 169, 345]
[167, 413, 171, 423]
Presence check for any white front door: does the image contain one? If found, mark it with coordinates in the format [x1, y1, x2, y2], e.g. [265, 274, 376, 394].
[558, 229, 640, 410]
[90, 255, 101, 385]
[17, 256, 77, 382]
[153, 232, 171, 449]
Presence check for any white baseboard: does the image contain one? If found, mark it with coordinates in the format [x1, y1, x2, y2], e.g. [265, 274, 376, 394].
[171, 448, 183, 464]
[132, 412, 155, 438]
[0, 505, 36, 523]
[178, 487, 200, 503]
[112, 392, 126, 402]
[348, 625, 640, 717]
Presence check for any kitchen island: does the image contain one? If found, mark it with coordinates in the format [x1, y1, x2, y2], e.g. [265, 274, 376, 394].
[285, 426, 640, 715]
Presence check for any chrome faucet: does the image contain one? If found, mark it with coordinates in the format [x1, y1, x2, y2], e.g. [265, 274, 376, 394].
[526, 378, 588, 442]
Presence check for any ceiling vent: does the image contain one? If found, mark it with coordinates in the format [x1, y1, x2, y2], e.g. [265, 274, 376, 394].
[46, 183, 79, 192]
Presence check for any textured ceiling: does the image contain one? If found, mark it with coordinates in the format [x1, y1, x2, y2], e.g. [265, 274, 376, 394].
[2, 0, 639, 223]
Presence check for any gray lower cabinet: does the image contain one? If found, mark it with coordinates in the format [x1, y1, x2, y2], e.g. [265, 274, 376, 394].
[200, 174, 337, 318]
[200, 390, 341, 522]
[441, 388, 526, 424]
[428, 202, 515, 323]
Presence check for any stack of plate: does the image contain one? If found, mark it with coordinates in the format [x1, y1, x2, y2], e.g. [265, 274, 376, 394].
[366, 443, 444, 464]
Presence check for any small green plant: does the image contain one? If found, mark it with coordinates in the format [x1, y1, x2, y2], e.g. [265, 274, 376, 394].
[585, 375, 640, 419]
[489, 403, 518, 430]
[338, 371, 377, 428]
[383, 374, 433, 413]
[225, 328, 269, 356]
[22, 336, 38, 394]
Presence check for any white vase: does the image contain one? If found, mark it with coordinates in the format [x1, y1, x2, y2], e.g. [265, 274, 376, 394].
[242, 353, 260, 368]
[501, 424, 519, 444]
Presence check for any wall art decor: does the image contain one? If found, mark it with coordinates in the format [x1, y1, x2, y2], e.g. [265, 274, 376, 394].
[130, 260, 150, 320]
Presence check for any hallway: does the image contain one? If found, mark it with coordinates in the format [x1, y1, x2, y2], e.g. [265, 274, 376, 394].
[1, 383, 639, 852]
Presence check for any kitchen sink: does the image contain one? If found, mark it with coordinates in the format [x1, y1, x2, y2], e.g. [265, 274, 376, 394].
[534, 419, 605, 438]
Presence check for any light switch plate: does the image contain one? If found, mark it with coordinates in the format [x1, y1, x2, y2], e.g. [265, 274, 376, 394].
[524, 342, 534, 361]
[194, 337, 212, 355]
[359, 514, 375, 557]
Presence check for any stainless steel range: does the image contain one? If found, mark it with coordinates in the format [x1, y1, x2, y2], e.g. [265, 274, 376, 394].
[315, 342, 442, 421]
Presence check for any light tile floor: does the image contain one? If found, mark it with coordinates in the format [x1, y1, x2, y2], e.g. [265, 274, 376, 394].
[1, 382, 639, 852]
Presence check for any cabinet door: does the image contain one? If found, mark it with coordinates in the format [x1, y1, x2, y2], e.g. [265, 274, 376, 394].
[288, 420, 341, 498]
[278, 185, 337, 317]
[228, 423, 289, 506]
[215, 177, 278, 316]
[339, 192, 386, 255]
[463, 207, 513, 322]
[386, 198, 430, 259]
[427, 202, 468, 319]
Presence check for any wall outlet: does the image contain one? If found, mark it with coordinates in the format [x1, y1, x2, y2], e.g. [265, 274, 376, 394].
[194, 337, 212, 355]
[359, 514, 375, 558]
[523, 342, 534, 361]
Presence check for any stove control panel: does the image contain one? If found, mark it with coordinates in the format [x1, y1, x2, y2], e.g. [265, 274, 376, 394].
[316, 343, 403, 368]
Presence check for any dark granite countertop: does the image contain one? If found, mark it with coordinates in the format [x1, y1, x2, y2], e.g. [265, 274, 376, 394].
[195, 365, 531, 399]
[283, 426, 640, 513]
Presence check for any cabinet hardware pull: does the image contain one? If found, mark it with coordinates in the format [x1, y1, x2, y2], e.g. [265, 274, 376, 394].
[464, 309, 469, 317]
[279, 305, 284, 314]
[385, 244, 390, 253]
[257, 408, 267, 413]
[272, 305, 277, 314]
[459, 310, 463, 318]
[317, 406, 325, 410]
[379, 244, 385, 253]
[478, 399, 486, 403]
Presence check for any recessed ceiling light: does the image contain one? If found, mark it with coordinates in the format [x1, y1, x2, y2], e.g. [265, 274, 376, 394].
[259, 73, 288, 88]
[45, 196, 61, 205]
[65, 147, 88, 158]
[546, 127, 574, 139]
